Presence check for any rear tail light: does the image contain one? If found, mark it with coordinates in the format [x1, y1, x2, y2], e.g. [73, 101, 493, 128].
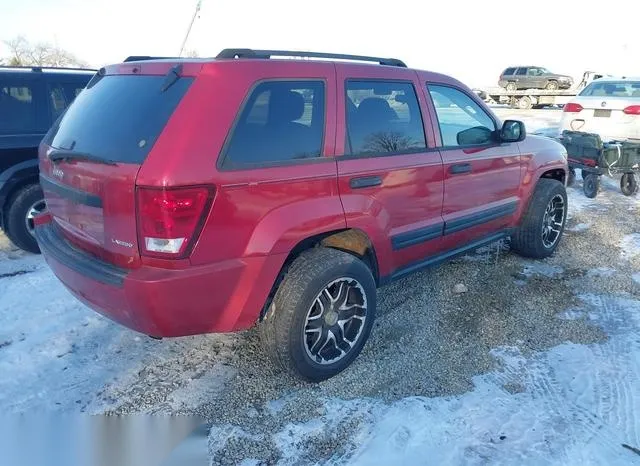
[136, 186, 214, 258]
[623, 105, 640, 115]
[563, 103, 583, 113]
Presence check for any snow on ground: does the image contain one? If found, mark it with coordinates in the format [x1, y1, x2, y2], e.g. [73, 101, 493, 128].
[0, 236, 235, 414]
[273, 295, 640, 466]
[1, 108, 639, 463]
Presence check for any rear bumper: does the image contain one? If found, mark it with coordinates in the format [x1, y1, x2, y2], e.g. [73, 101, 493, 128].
[35, 218, 284, 337]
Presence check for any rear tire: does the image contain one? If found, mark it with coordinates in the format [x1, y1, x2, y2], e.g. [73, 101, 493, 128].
[4, 184, 45, 254]
[511, 178, 567, 259]
[259, 247, 376, 382]
[620, 173, 638, 196]
[506, 82, 517, 92]
[583, 174, 600, 198]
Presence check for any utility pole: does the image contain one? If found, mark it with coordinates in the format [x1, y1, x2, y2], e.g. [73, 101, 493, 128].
[179, 0, 202, 57]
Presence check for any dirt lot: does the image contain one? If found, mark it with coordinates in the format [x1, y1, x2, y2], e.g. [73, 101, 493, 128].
[1, 108, 639, 464]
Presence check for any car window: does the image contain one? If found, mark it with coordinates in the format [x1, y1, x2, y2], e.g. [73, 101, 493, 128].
[428, 85, 496, 147]
[345, 81, 426, 156]
[48, 75, 194, 164]
[503, 68, 516, 76]
[527, 68, 542, 76]
[49, 85, 67, 120]
[515, 68, 528, 76]
[223, 81, 325, 168]
[0, 82, 38, 134]
[579, 81, 640, 98]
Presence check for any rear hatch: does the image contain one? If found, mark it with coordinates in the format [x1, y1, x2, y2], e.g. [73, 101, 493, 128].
[38, 61, 199, 268]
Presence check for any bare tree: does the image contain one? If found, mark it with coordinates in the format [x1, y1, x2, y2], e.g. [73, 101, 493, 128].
[3, 36, 88, 67]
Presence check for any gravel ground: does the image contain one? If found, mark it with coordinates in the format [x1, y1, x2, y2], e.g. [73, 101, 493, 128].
[95, 178, 639, 464]
[1, 109, 638, 464]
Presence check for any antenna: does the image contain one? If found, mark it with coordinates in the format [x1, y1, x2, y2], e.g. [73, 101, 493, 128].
[179, 0, 202, 57]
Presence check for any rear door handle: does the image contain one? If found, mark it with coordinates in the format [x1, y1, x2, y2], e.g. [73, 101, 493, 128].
[449, 163, 472, 175]
[350, 176, 382, 189]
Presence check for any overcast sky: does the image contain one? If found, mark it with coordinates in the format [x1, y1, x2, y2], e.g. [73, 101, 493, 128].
[1, 0, 639, 88]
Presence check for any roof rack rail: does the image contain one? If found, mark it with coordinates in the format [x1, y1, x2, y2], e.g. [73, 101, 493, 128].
[215, 49, 407, 68]
[123, 56, 183, 62]
[0, 65, 96, 72]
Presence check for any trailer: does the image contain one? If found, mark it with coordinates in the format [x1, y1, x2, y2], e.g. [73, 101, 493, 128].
[480, 71, 612, 110]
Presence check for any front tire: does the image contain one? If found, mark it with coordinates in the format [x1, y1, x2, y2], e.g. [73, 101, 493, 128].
[4, 184, 45, 254]
[511, 178, 567, 259]
[260, 247, 376, 382]
[545, 80, 559, 91]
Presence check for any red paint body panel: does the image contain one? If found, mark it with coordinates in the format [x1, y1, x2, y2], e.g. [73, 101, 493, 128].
[36, 56, 567, 338]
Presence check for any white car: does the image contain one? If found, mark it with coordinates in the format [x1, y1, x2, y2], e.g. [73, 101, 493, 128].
[560, 77, 640, 142]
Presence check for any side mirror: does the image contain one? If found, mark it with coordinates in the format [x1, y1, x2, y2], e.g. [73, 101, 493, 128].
[457, 126, 493, 146]
[500, 120, 526, 142]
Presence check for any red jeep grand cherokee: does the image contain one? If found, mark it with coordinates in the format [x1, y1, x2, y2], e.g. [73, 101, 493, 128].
[35, 49, 568, 381]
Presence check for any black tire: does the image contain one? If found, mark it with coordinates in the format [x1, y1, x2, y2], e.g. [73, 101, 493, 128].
[567, 168, 576, 187]
[4, 184, 45, 254]
[583, 174, 600, 198]
[545, 80, 559, 91]
[620, 173, 638, 196]
[518, 96, 533, 110]
[506, 82, 517, 92]
[259, 247, 376, 382]
[511, 178, 567, 259]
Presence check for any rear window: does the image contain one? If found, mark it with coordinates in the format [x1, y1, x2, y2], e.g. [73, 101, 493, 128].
[503, 68, 516, 76]
[579, 81, 640, 98]
[47, 75, 193, 164]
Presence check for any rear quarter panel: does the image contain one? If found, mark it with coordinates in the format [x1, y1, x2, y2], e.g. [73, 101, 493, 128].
[137, 60, 345, 267]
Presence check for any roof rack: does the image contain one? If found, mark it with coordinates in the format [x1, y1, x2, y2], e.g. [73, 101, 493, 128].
[123, 56, 183, 62]
[0, 65, 96, 72]
[215, 49, 407, 68]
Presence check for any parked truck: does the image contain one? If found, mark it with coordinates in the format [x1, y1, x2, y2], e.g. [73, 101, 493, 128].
[480, 71, 612, 110]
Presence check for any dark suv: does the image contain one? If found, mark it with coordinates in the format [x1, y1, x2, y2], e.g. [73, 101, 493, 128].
[499, 66, 574, 91]
[0, 65, 94, 252]
[35, 50, 569, 381]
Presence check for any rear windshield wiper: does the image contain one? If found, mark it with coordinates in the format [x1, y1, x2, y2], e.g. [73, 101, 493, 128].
[160, 64, 183, 92]
[49, 149, 117, 166]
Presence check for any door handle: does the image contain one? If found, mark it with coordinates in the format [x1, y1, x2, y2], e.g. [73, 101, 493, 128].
[449, 163, 472, 175]
[350, 176, 382, 189]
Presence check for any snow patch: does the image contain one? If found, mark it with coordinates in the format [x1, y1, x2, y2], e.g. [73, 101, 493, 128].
[168, 365, 236, 411]
[522, 262, 564, 278]
[556, 308, 587, 320]
[586, 267, 616, 278]
[620, 234, 640, 260]
[633, 273, 640, 285]
[268, 295, 640, 465]
[566, 222, 590, 233]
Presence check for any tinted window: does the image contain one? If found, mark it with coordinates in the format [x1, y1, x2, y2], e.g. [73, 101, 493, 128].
[0, 82, 37, 134]
[223, 81, 325, 167]
[47, 75, 193, 164]
[516, 68, 528, 76]
[49, 85, 67, 120]
[428, 85, 496, 147]
[503, 68, 516, 76]
[345, 81, 426, 156]
[579, 81, 640, 98]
